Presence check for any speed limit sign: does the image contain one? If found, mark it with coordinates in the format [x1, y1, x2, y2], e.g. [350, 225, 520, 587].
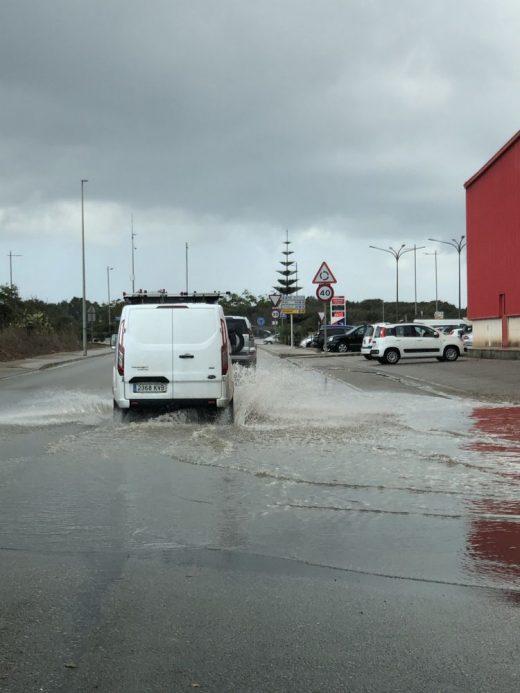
[316, 283, 334, 302]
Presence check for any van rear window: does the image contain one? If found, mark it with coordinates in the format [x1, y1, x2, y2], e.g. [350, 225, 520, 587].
[127, 310, 173, 344]
[127, 308, 218, 345]
[173, 310, 218, 343]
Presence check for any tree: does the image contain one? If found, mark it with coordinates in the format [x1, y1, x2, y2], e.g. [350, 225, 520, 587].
[273, 231, 301, 296]
[0, 284, 22, 329]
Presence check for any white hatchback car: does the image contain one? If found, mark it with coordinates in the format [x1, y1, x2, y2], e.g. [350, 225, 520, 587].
[369, 322, 463, 365]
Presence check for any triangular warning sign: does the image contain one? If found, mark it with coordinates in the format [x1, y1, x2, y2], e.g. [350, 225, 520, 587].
[312, 261, 337, 284]
[269, 293, 282, 307]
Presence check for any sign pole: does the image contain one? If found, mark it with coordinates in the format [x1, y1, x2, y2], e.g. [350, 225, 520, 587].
[290, 314, 294, 348]
[323, 303, 327, 351]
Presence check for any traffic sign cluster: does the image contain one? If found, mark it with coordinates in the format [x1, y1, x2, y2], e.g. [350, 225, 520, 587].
[312, 261, 336, 303]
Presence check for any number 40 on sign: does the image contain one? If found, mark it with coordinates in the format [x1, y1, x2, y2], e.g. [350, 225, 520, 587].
[316, 283, 334, 302]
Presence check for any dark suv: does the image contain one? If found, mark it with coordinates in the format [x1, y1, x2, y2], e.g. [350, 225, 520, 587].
[225, 316, 257, 367]
[315, 325, 354, 350]
[326, 325, 369, 352]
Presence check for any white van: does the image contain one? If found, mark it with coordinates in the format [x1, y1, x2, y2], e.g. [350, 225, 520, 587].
[112, 301, 234, 420]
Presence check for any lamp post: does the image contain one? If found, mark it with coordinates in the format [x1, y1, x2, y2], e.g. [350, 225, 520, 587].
[369, 244, 416, 321]
[107, 266, 113, 333]
[424, 250, 439, 314]
[81, 179, 88, 356]
[8, 251, 22, 289]
[428, 236, 466, 318]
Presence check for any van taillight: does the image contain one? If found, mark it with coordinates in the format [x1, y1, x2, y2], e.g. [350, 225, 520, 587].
[117, 319, 125, 375]
[117, 344, 125, 375]
[221, 320, 229, 375]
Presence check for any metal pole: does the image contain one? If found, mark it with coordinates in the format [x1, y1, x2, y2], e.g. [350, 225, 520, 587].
[131, 215, 136, 293]
[8, 251, 22, 289]
[382, 299, 385, 322]
[107, 266, 113, 333]
[369, 244, 420, 324]
[428, 237, 466, 318]
[457, 250, 461, 319]
[434, 251, 438, 313]
[414, 244, 417, 317]
[81, 179, 88, 356]
[185, 242, 189, 293]
[395, 256, 399, 322]
[290, 313, 294, 348]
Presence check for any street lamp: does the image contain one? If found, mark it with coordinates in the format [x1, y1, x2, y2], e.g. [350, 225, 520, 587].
[428, 236, 467, 318]
[81, 179, 88, 356]
[107, 266, 114, 333]
[369, 244, 416, 321]
[424, 250, 439, 314]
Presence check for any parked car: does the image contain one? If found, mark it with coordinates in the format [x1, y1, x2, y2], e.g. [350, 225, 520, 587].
[361, 323, 389, 359]
[462, 332, 474, 348]
[299, 335, 316, 348]
[263, 334, 280, 344]
[225, 316, 257, 368]
[113, 300, 234, 420]
[326, 325, 369, 352]
[369, 322, 463, 365]
[315, 324, 354, 350]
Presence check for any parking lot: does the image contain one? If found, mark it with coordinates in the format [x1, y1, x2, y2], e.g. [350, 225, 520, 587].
[261, 344, 520, 403]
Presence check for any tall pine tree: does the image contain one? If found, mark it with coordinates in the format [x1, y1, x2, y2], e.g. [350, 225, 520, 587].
[273, 231, 301, 296]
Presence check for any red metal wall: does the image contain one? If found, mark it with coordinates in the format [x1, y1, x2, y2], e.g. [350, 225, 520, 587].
[465, 137, 520, 320]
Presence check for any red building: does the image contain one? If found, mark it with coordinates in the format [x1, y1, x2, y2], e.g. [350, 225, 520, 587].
[464, 131, 520, 348]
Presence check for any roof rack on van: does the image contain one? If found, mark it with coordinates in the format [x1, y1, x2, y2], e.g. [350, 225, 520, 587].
[123, 290, 229, 305]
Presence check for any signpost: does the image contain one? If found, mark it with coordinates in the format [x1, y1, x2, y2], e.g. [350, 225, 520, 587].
[313, 262, 337, 351]
[279, 295, 306, 347]
[87, 305, 96, 343]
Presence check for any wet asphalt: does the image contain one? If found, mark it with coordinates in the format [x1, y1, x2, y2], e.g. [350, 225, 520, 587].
[0, 350, 519, 692]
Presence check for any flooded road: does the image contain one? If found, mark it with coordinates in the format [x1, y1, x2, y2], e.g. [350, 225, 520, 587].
[0, 351, 519, 691]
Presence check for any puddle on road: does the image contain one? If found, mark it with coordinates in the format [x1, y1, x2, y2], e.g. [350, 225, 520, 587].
[1, 355, 519, 590]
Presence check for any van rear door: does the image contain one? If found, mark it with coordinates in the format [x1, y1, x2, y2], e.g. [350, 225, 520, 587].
[123, 306, 173, 401]
[171, 306, 224, 400]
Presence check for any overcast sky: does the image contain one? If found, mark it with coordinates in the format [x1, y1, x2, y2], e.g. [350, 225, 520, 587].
[0, 0, 518, 309]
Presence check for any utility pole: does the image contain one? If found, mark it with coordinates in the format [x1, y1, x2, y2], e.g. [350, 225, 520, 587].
[185, 242, 189, 293]
[131, 215, 136, 293]
[81, 179, 88, 356]
[424, 250, 439, 314]
[107, 266, 113, 332]
[413, 244, 426, 317]
[8, 251, 22, 289]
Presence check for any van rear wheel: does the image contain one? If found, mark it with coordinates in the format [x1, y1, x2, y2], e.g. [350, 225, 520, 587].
[113, 401, 129, 422]
[217, 400, 234, 424]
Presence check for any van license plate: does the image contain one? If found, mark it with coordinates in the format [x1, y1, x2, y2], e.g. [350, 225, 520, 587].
[132, 383, 167, 393]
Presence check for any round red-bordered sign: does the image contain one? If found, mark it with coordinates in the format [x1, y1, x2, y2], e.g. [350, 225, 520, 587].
[316, 283, 334, 302]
